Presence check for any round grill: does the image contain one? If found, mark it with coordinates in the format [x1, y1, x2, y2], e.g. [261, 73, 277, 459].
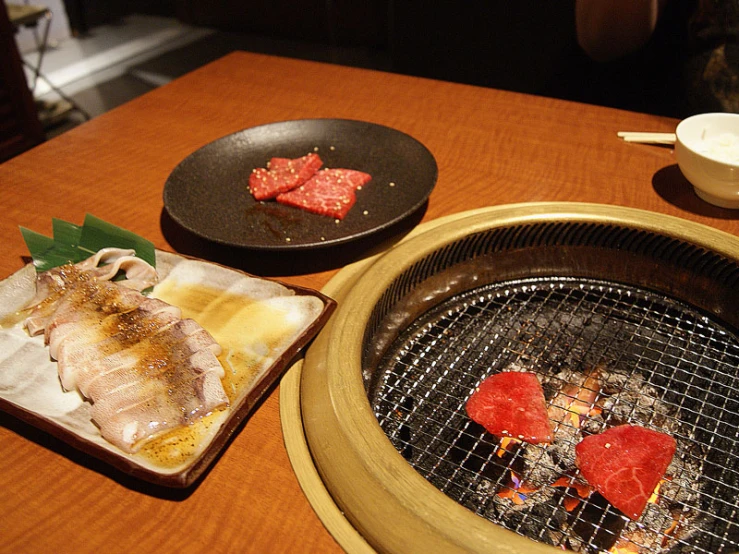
[291, 203, 739, 554]
[369, 276, 739, 553]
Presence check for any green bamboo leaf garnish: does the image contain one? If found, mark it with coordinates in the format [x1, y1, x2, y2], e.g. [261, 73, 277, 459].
[79, 214, 156, 269]
[20, 226, 72, 272]
[20, 215, 156, 274]
[51, 218, 89, 265]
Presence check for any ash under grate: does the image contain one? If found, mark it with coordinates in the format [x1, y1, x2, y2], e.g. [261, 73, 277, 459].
[369, 277, 739, 553]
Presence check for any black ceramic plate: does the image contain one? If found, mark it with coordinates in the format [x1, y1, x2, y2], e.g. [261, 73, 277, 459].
[163, 119, 437, 250]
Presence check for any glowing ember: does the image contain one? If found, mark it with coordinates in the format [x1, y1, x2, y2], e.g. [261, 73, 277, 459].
[563, 372, 602, 428]
[647, 478, 668, 504]
[496, 436, 520, 457]
[497, 471, 539, 505]
[566, 401, 602, 427]
[551, 476, 593, 512]
[547, 369, 603, 434]
[496, 472, 596, 512]
[608, 543, 640, 554]
[661, 518, 680, 547]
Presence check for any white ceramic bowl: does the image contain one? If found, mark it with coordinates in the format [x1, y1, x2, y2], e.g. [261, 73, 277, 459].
[675, 112, 739, 209]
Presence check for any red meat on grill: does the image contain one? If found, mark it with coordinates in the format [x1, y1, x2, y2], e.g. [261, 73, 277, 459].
[248, 153, 323, 200]
[575, 424, 676, 520]
[465, 371, 553, 444]
[276, 168, 372, 219]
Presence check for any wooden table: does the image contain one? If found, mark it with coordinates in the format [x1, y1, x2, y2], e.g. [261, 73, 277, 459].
[1, 52, 737, 554]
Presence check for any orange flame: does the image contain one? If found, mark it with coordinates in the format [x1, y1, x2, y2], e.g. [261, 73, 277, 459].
[497, 471, 539, 505]
[548, 369, 603, 431]
[648, 478, 667, 504]
[496, 436, 520, 457]
[564, 372, 603, 427]
[551, 476, 593, 512]
[661, 517, 680, 547]
[609, 544, 640, 554]
[567, 401, 602, 427]
[497, 473, 595, 511]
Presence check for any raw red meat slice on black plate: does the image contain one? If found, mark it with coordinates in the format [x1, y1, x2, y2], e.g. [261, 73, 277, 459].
[575, 424, 676, 520]
[248, 153, 323, 201]
[276, 168, 372, 219]
[465, 371, 553, 444]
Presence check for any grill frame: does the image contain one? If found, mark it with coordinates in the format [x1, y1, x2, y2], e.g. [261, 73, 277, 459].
[370, 276, 739, 552]
[295, 203, 739, 554]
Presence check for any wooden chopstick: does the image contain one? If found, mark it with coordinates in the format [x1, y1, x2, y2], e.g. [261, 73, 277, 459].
[617, 131, 676, 145]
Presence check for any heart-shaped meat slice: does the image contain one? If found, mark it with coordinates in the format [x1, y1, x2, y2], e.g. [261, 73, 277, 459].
[465, 371, 553, 444]
[575, 424, 676, 520]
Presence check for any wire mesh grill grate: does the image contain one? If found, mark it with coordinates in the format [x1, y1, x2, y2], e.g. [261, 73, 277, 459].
[369, 277, 739, 553]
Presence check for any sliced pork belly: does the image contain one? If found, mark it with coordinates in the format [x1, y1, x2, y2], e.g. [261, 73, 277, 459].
[23, 248, 157, 337]
[81, 324, 221, 399]
[56, 309, 182, 392]
[94, 370, 228, 451]
[44, 282, 149, 354]
[83, 322, 227, 452]
[89, 349, 224, 418]
[24, 266, 93, 336]
[22, 249, 229, 453]
[48, 296, 180, 361]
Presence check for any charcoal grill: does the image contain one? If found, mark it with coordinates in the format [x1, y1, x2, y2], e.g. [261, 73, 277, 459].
[283, 203, 739, 554]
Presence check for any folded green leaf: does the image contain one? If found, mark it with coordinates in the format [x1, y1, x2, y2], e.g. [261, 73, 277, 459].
[80, 214, 156, 269]
[51, 218, 87, 267]
[19, 227, 59, 272]
[20, 215, 156, 274]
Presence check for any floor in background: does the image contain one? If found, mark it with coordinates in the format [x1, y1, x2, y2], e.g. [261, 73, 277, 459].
[20, 13, 391, 139]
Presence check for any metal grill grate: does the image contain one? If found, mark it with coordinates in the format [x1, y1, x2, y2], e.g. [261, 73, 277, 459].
[370, 277, 739, 553]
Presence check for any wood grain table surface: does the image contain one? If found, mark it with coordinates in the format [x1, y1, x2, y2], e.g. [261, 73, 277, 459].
[1, 51, 737, 554]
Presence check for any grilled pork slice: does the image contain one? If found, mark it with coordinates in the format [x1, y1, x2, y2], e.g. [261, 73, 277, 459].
[56, 309, 182, 392]
[48, 294, 179, 360]
[23, 248, 157, 337]
[44, 285, 147, 351]
[94, 370, 228, 450]
[89, 351, 227, 451]
[23, 249, 229, 453]
[82, 326, 220, 400]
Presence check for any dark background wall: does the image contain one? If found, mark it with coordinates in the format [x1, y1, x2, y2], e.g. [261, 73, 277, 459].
[58, 0, 697, 118]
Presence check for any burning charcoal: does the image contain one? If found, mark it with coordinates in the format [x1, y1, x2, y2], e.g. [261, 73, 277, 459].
[579, 415, 604, 435]
[522, 425, 581, 487]
[598, 372, 680, 433]
[661, 446, 705, 507]
[562, 535, 585, 553]
[521, 366, 602, 487]
[620, 502, 677, 550]
[492, 489, 568, 546]
[474, 477, 495, 498]
[546, 367, 603, 429]
[661, 476, 701, 508]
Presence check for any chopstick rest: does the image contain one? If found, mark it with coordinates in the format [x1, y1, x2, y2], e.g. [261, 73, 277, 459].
[617, 132, 676, 145]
